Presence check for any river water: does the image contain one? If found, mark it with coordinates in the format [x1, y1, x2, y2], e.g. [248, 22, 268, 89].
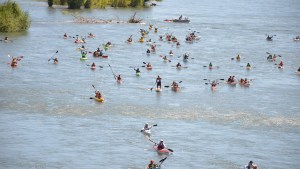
[0, 0, 300, 168]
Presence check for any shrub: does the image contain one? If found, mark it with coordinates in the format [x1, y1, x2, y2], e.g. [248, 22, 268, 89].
[0, 1, 30, 32]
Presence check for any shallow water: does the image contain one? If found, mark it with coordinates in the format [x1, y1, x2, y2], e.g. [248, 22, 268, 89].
[0, 0, 300, 168]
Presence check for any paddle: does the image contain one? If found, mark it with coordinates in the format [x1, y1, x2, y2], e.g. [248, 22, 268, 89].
[108, 63, 117, 79]
[150, 81, 157, 91]
[149, 139, 174, 152]
[160, 55, 171, 62]
[158, 157, 168, 167]
[48, 51, 58, 61]
[164, 81, 182, 88]
[140, 124, 158, 132]
[90, 85, 97, 99]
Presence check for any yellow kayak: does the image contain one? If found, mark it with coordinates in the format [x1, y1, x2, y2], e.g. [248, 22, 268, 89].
[94, 97, 105, 102]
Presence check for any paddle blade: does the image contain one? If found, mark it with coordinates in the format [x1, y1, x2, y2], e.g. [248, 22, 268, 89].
[164, 85, 170, 88]
[153, 124, 158, 126]
[56, 51, 58, 53]
[92, 85, 96, 90]
[168, 148, 174, 152]
[89, 97, 94, 99]
[159, 157, 167, 163]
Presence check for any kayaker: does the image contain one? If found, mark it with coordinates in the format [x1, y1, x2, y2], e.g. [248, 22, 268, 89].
[157, 139, 166, 150]
[267, 54, 272, 60]
[240, 78, 244, 84]
[147, 49, 151, 54]
[156, 75, 162, 89]
[176, 41, 180, 47]
[246, 63, 251, 67]
[227, 76, 232, 82]
[147, 160, 156, 169]
[81, 45, 85, 50]
[183, 53, 189, 60]
[163, 55, 168, 61]
[298, 67, 300, 72]
[169, 50, 173, 55]
[172, 81, 179, 88]
[134, 68, 140, 73]
[272, 54, 277, 61]
[53, 57, 58, 64]
[244, 78, 249, 85]
[279, 61, 284, 67]
[82, 37, 86, 43]
[63, 33, 67, 38]
[176, 62, 181, 68]
[91, 62, 96, 67]
[154, 27, 158, 33]
[4, 37, 9, 41]
[95, 90, 102, 99]
[159, 35, 163, 40]
[116, 75, 122, 81]
[209, 62, 213, 67]
[11, 58, 18, 66]
[179, 15, 183, 20]
[211, 80, 217, 87]
[231, 76, 236, 82]
[236, 54, 240, 60]
[89, 33, 94, 37]
[245, 161, 257, 169]
[81, 51, 87, 58]
[143, 123, 152, 130]
[146, 62, 152, 68]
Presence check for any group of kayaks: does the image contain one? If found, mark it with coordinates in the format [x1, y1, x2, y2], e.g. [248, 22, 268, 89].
[140, 124, 172, 168]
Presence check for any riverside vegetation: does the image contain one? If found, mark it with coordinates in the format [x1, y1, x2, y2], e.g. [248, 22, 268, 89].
[48, 0, 161, 9]
[0, 1, 30, 32]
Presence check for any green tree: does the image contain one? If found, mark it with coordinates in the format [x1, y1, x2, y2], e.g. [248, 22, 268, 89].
[0, 1, 30, 32]
[48, 0, 53, 7]
[67, 0, 85, 9]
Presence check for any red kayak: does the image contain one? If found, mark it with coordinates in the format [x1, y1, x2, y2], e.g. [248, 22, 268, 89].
[153, 145, 172, 154]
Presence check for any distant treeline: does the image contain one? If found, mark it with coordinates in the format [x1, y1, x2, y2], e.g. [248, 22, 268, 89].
[0, 1, 30, 32]
[48, 0, 161, 9]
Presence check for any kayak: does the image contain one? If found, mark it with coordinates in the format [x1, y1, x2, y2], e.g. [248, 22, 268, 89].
[240, 82, 250, 87]
[54, 60, 58, 64]
[278, 65, 284, 69]
[141, 129, 151, 135]
[169, 53, 173, 56]
[297, 71, 300, 75]
[11, 63, 18, 67]
[208, 66, 213, 69]
[155, 88, 162, 92]
[101, 55, 108, 59]
[172, 86, 180, 92]
[94, 97, 105, 102]
[293, 38, 300, 41]
[153, 145, 172, 154]
[117, 79, 123, 84]
[246, 66, 251, 70]
[139, 39, 145, 43]
[91, 66, 96, 70]
[211, 85, 217, 90]
[136, 72, 141, 76]
[146, 66, 152, 70]
[227, 81, 237, 86]
[80, 57, 87, 60]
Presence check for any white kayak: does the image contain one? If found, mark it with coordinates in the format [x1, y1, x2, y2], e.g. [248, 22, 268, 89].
[155, 88, 162, 92]
[141, 129, 151, 135]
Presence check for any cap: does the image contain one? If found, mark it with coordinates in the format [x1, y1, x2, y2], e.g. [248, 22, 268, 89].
[160, 139, 163, 142]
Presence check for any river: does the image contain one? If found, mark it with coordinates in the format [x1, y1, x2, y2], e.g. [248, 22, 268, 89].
[0, 0, 300, 168]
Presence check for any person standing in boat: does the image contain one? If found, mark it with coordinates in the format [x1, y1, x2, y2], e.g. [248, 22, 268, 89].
[179, 15, 183, 20]
[156, 75, 162, 89]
